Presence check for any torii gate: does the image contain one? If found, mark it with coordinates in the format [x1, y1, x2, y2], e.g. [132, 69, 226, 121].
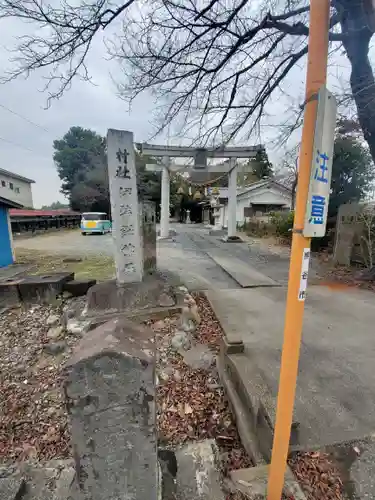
[142, 144, 263, 240]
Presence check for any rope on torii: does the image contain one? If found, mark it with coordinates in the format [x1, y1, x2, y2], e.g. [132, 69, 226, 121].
[186, 173, 228, 188]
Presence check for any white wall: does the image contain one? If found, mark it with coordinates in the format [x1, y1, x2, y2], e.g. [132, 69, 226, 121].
[242, 187, 292, 207]
[0, 172, 33, 207]
[221, 186, 292, 227]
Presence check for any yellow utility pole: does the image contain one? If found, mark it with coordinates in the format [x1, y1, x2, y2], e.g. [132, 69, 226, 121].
[267, 1, 331, 498]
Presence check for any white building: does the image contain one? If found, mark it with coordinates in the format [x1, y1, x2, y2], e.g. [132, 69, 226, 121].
[214, 179, 292, 228]
[0, 168, 35, 208]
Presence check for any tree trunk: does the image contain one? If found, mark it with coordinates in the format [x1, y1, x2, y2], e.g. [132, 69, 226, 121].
[339, 2, 375, 162]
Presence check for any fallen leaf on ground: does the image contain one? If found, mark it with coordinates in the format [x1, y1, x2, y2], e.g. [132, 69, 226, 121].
[151, 293, 251, 475]
[289, 451, 345, 500]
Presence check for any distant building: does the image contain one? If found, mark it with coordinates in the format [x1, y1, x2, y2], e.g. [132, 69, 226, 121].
[0, 168, 35, 208]
[208, 179, 292, 228]
[0, 196, 22, 267]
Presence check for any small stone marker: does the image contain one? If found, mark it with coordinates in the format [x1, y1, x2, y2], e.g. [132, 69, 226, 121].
[333, 202, 362, 266]
[107, 129, 143, 284]
[141, 201, 157, 274]
[65, 317, 158, 500]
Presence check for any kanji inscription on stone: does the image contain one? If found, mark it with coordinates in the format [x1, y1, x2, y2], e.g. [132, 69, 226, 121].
[107, 129, 143, 283]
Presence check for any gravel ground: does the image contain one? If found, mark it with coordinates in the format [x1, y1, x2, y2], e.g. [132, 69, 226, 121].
[0, 301, 82, 464]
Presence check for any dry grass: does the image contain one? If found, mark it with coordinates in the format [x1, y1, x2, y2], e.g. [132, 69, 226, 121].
[15, 248, 115, 281]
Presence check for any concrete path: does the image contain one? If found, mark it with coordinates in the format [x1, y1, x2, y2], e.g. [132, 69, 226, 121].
[157, 228, 239, 290]
[207, 284, 375, 449]
[205, 250, 279, 288]
[186, 227, 293, 285]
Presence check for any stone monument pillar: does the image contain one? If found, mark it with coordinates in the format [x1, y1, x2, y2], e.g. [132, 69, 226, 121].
[107, 129, 143, 284]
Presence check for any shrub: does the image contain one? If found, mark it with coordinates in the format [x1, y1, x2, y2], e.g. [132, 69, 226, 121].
[241, 219, 270, 237]
[270, 211, 294, 239]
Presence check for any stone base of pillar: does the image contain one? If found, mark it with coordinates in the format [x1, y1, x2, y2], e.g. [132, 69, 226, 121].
[85, 273, 179, 317]
[221, 235, 243, 243]
[157, 229, 177, 240]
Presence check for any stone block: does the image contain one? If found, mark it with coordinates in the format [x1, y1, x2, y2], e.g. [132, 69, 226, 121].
[223, 352, 300, 461]
[175, 440, 224, 500]
[65, 317, 158, 500]
[216, 356, 265, 466]
[180, 344, 215, 371]
[63, 279, 97, 297]
[0, 279, 22, 309]
[0, 474, 26, 500]
[220, 335, 244, 355]
[228, 465, 306, 499]
[85, 274, 174, 316]
[157, 229, 177, 238]
[17, 459, 75, 500]
[221, 235, 243, 243]
[158, 292, 176, 307]
[18, 273, 74, 304]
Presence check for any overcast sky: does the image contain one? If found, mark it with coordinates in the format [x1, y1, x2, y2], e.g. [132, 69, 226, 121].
[0, 22, 161, 208]
[0, 12, 355, 208]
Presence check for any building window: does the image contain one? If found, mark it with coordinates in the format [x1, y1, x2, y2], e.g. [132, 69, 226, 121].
[15, 187, 20, 194]
[9, 182, 14, 190]
[1, 180, 5, 187]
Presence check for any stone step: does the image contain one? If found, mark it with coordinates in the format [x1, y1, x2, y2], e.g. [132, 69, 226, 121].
[226, 465, 306, 499]
[222, 351, 300, 461]
[217, 356, 266, 466]
[206, 250, 280, 288]
[0, 460, 75, 500]
[63, 279, 97, 297]
[174, 440, 225, 500]
[0, 472, 25, 500]
[23, 461, 75, 500]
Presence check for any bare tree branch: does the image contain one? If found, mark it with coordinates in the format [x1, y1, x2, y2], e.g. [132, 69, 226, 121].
[0, 0, 136, 103]
[1, 0, 375, 159]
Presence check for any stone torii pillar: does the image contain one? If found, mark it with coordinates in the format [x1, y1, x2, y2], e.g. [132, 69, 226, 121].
[160, 157, 171, 239]
[143, 143, 264, 241]
[147, 159, 242, 240]
[227, 158, 237, 239]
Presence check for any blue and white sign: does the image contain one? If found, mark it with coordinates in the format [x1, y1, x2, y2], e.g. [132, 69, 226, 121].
[303, 87, 337, 237]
